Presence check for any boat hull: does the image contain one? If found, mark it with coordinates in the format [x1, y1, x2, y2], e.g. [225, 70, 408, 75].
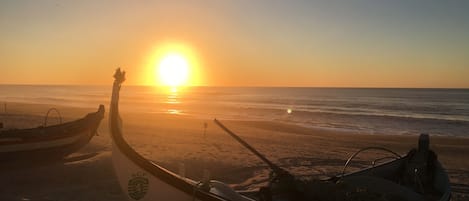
[112, 141, 201, 201]
[0, 105, 104, 164]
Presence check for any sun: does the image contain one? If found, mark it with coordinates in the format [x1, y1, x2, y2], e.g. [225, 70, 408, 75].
[146, 42, 201, 87]
[158, 54, 189, 87]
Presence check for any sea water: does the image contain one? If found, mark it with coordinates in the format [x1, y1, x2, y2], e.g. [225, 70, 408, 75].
[1, 85, 468, 136]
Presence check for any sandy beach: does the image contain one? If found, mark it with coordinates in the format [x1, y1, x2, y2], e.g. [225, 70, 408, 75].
[1, 103, 468, 201]
[2, 0, 468, 200]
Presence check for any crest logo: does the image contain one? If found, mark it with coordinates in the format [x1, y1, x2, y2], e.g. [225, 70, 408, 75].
[128, 172, 149, 200]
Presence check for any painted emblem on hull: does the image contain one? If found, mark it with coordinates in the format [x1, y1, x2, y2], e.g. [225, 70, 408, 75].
[128, 172, 149, 200]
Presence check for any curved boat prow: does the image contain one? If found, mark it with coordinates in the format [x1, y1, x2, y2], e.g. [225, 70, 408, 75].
[109, 69, 252, 201]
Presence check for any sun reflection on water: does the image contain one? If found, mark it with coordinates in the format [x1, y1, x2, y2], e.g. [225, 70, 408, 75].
[167, 109, 181, 114]
[165, 87, 183, 115]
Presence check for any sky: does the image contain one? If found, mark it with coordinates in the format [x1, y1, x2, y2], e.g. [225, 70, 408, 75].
[1, 0, 468, 87]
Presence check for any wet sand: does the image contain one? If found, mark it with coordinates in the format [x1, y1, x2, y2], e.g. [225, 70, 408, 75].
[1, 103, 468, 200]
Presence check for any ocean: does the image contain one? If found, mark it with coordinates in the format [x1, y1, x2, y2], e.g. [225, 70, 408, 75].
[1, 85, 468, 137]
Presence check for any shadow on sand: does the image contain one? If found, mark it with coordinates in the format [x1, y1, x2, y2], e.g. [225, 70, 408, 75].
[0, 151, 126, 201]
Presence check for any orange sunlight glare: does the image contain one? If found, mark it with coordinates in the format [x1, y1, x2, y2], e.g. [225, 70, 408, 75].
[145, 42, 201, 88]
[158, 53, 189, 87]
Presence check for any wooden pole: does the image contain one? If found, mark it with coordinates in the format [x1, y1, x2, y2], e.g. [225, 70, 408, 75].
[203, 122, 207, 137]
[214, 118, 285, 174]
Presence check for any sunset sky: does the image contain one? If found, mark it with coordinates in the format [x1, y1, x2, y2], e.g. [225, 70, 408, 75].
[1, 0, 468, 87]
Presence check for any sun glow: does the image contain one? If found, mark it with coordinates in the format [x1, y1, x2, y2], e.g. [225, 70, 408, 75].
[145, 42, 201, 87]
[158, 54, 189, 87]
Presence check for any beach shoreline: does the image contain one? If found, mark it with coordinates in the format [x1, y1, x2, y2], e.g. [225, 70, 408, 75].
[1, 103, 468, 200]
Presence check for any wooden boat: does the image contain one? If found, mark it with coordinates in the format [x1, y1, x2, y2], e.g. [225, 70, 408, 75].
[331, 134, 452, 201]
[109, 68, 450, 201]
[215, 120, 451, 201]
[110, 69, 250, 201]
[0, 105, 105, 163]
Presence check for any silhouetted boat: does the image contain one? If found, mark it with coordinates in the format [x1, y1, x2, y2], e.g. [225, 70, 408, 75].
[109, 68, 450, 201]
[328, 134, 451, 201]
[0, 105, 104, 163]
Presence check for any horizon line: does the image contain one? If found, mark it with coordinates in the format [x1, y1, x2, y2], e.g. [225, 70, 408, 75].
[0, 83, 468, 90]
